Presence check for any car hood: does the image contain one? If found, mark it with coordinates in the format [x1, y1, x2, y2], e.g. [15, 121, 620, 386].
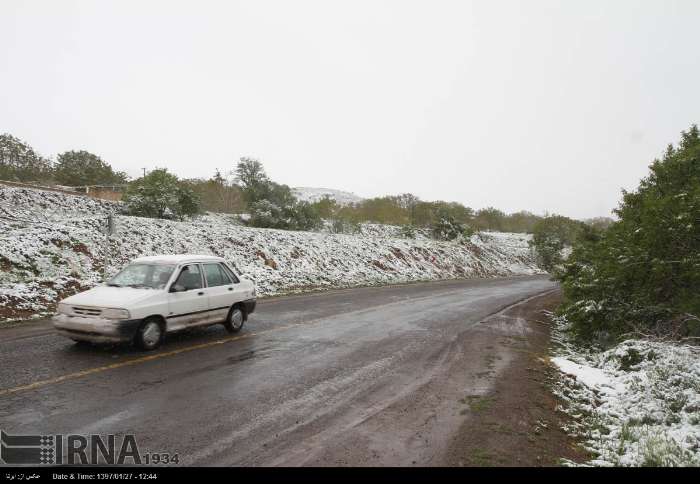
[60, 285, 162, 309]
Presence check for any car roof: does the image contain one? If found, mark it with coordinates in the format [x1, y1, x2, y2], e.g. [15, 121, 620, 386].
[131, 254, 226, 265]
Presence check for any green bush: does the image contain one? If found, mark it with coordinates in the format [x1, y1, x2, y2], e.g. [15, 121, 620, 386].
[399, 224, 417, 239]
[235, 158, 322, 231]
[431, 211, 473, 241]
[122, 168, 201, 220]
[247, 199, 322, 231]
[329, 218, 359, 234]
[54, 150, 127, 186]
[559, 125, 700, 341]
[0, 133, 52, 182]
[529, 215, 587, 272]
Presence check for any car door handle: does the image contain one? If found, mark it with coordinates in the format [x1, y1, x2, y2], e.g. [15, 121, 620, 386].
[198, 291, 204, 296]
[228, 287, 233, 291]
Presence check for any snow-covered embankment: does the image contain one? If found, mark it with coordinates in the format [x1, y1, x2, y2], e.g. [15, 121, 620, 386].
[0, 185, 543, 322]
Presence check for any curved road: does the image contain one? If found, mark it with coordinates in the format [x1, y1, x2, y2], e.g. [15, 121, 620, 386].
[0, 275, 556, 466]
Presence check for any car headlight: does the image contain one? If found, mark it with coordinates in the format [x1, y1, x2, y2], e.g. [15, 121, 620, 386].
[102, 308, 131, 320]
[57, 303, 71, 315]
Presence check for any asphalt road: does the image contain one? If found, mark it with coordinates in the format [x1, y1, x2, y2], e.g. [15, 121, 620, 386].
[0, 275, 556, 466]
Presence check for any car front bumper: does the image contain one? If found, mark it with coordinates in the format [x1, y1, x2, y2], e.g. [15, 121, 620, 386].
[52, 314, 142, 344]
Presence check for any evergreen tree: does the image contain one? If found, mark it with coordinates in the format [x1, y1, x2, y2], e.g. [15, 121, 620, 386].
[235, 157, 270, 205]
[0, 133, 52, 182]
[54, 150, 127, 186]
[559, 125, 700, 341]
[122, 168, 201, 220]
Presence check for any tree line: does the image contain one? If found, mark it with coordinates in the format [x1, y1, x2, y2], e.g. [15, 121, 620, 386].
[0, 132, 610, 238]
[0, 133, 127, 186]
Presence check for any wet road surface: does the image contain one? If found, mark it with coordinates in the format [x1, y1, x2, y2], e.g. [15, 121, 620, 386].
[0, 275, 556, 465]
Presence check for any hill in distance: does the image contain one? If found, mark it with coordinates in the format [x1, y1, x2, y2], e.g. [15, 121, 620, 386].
[292, 187, 364, 205]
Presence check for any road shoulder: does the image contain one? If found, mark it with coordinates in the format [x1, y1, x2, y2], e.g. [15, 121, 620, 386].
[442, 290, 590, 466]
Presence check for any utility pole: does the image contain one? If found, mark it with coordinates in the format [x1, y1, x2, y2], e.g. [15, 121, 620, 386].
[142, 167, 147, 178]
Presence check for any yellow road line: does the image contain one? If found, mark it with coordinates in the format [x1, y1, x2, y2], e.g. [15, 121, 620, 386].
[0, 322, 305, 397]
[1, 288, 553, 397]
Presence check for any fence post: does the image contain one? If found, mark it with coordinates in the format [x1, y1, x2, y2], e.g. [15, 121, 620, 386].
[104, 214, 115, 281]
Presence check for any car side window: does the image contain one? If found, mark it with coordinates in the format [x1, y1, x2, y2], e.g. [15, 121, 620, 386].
[217, 264, 233, 285]
[174, 264, 203, 291]
[203, 263, 229, 287]
[220, 263, 240, 284]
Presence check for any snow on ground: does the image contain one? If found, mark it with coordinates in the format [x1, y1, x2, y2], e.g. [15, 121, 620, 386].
[549, 314, 700, 466]
[550, 357, 623, 396]
[0, 185, 543, 322]
[292, 187, 364, 205]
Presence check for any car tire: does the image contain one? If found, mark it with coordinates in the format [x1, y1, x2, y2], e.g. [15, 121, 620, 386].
[134, 318, 163, 351]
[224, 306, 245, 333]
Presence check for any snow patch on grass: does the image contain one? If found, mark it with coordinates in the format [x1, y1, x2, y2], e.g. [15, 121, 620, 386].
[550, 314, 700, 466]
[551, 357, 623, 396]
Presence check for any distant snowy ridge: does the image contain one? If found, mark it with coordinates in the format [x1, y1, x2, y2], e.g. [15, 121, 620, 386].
[292, 187, 364, 205]
[0, 185, 543, 322]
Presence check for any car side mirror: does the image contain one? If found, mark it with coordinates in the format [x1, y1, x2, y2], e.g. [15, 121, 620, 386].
[170, 284, 186, 293]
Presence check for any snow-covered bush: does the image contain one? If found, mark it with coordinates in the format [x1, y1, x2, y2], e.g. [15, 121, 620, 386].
[399, 225, 417, 239]
[247, 199, 322, 231]
[550, 314, 700, 466]
[430, 213, 473, 241]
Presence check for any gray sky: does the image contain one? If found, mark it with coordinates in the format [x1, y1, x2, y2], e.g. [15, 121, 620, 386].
[2, 0, 698, 219]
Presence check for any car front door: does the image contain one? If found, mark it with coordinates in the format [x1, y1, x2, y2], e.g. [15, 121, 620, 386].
[167, 264, 208, 331]
[202, 263, 237, 323]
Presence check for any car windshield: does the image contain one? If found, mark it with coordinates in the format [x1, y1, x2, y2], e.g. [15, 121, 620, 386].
[107, 264, 176, 290]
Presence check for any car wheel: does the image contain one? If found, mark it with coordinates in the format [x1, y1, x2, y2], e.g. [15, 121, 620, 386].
[224, 306, 245, 333]
[135, 318, 163, 351]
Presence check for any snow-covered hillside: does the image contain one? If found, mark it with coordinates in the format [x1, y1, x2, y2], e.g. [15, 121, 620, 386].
[292, 187, 364, 205]
[0, 185, 543, 322]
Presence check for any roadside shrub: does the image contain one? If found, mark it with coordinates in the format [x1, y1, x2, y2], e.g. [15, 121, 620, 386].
[558, 125, 700, 341]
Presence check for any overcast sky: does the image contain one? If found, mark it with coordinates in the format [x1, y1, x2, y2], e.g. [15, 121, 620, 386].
[2, 1, 698, 219]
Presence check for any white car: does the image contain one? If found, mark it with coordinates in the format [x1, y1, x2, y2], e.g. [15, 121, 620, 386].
[52, 255, 257, 350]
